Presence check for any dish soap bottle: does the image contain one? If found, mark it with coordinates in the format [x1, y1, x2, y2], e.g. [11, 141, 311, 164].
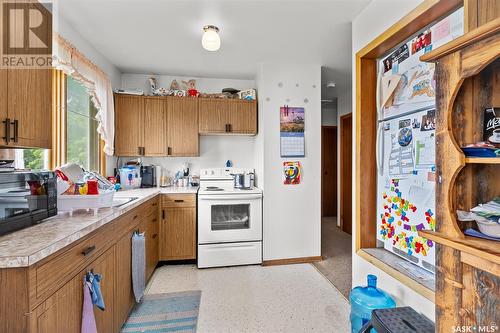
[349, 274, 396, 333]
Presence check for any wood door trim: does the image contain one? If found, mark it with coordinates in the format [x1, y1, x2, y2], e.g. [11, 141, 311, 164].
[339, 113, 352, 233]
[262, 256, 322, 266]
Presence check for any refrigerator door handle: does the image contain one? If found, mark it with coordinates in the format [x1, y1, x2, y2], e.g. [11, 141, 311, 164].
[376, 66, 383, 119]
[376, 122, 384, 176]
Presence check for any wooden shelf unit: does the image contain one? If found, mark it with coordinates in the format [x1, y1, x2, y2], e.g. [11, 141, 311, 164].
[420, 15, 500, 331]
[355, 1, 500, 330]
[464, 157, 500, 164]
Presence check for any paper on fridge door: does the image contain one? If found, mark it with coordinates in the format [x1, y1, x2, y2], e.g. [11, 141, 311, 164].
[378, 177, 436, 270]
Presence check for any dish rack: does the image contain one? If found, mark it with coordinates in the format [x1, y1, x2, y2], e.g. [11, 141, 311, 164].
[57, 190, 115, 216]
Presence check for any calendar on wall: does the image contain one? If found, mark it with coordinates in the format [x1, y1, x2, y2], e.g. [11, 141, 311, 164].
[280, 106, 305, 157]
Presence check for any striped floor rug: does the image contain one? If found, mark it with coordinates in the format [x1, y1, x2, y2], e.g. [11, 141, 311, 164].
[121, 290, 201, 333]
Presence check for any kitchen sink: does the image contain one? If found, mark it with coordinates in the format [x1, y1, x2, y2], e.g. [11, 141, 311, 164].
[111, 197, 139, 207]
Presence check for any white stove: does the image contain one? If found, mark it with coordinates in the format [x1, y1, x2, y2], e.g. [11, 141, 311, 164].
[197, 168, 263, 268]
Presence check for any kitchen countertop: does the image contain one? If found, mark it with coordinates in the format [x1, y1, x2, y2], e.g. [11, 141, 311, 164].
[0, 186, 198, 269]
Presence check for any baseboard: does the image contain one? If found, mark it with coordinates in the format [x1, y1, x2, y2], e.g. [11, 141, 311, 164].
[262, 256, 322, 266]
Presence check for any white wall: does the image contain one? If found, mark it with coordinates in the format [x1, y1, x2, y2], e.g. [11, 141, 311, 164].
[114, 136, 257, 178]
[257, 63, 321, 261]
[351, 0, 435, 321]
[58, 17, 121, 88]
[321, 104, 338, 126]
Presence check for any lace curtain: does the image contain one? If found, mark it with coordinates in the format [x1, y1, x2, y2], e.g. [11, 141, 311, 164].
[53, 34, 115, 156]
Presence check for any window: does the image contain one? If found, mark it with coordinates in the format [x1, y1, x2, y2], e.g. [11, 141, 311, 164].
[66, 76, 100, 171]
[7, 148, 49, 170]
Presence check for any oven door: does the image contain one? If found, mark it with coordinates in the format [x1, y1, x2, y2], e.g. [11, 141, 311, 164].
[198, 193, 262, 244]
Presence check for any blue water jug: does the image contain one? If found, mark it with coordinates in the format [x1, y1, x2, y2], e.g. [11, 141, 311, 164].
[349, 274, 396, 333]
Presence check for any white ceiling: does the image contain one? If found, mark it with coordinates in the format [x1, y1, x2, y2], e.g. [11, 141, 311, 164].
[59, 0, 371, 99]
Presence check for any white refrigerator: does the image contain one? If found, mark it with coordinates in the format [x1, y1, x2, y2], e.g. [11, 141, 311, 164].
[376, 108, 437, 272]
[374, 7, 464, 272]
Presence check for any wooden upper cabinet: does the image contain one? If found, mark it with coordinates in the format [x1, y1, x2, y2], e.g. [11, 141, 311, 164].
[5, 69, 52, 148]
[114, 94, 144, 156]
[198, 98, 230, 134]
[114, 94, 257, 156]
[167, 97, 199, 156]
[199, 98, 257, 135]
[143, 97, 168, 156]
[229, 99, 257, 134]
[0, 70, 7, 144]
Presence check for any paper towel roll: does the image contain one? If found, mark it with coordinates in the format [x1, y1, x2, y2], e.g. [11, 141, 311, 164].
[156, 165, 161, 188]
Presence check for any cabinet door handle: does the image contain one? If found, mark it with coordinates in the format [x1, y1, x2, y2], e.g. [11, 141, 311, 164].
[152, 218, 157, 222]
[137, 146, 141, 155]
[167, 147, 172, 155]
[142, 147, 146, 155]
[2, 118, 10, 144]
[162, 209, 165, 219]
[133, 214, 138, 220]
[174, 199, 184, 203]
[12, 119, 18, 142]
[152, 233, 158, 239]
[81, 245, 96, 256]
[225, 124, 229, 132]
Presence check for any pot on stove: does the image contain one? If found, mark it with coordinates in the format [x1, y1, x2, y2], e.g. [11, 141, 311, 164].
[231, 172, 254, 189]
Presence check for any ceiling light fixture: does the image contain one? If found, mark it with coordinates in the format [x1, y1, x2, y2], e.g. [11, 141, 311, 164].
[326, 82, 336, 88]
[202, 25, 221, 51]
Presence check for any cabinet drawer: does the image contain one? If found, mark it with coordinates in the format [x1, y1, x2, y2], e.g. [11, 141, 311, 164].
[161, 194, 196, 208]
[34, 223, 115, 302]
[139, 197, 159, 216]
[114, 210, 142, 236]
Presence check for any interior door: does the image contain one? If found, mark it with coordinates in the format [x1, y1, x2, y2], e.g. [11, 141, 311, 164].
[114, 94, 143, 156]
[340, 114, 352, 234]
[198, 98, 230, 133]
[167, 97, 198, 156]
[321, 126, 337, 217]
[143, 97, 168, 156]
[228, 100, 257, 134]
[7, 69, 52, 148]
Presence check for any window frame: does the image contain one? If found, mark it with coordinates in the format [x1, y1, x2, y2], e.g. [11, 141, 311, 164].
[50, 69, 106, 174]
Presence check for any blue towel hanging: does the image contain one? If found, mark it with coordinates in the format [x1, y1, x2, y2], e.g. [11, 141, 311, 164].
[86, 271, 105, 311]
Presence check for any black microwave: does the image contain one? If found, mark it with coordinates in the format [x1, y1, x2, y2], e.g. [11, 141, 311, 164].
[0, 171, 57, 236]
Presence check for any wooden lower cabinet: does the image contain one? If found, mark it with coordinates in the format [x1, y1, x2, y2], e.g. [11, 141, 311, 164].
[4, 197, 163, 333]
[29, 245, 116, 333]
[87, 245, 116, 333]
[145, 213, 160, 280]
[114, 228, 136, 332]
[29, 272, 82, 333]
[160, 194, 197, 261]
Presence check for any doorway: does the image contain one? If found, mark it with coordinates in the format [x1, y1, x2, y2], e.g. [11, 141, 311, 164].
[340, 113, 352, 235]
[321, 126, 337, 217]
